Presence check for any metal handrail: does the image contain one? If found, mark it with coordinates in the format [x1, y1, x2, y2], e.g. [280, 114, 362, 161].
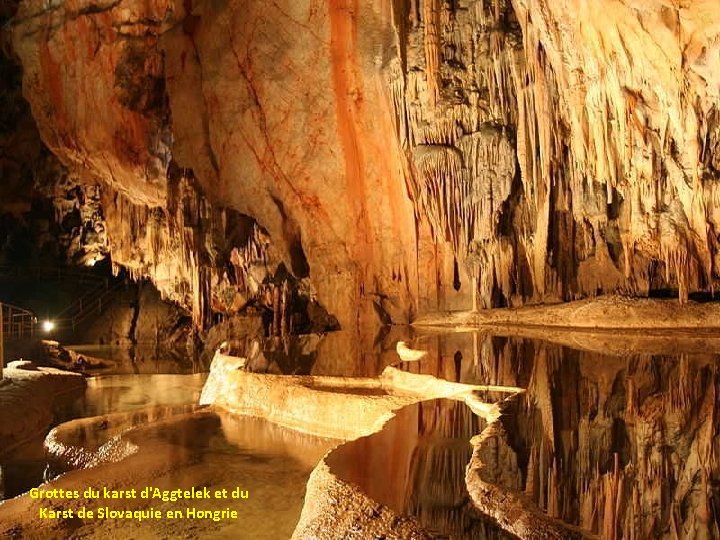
[55, 279, 113, 318]
[0, 264, 129, 337]
[1, 302, 36, 339]
[0, 264, 115, 321]
[1, 302, 37, 379]
[53, 280, 127, 332]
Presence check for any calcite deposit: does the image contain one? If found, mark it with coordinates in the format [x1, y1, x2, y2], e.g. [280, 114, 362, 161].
[201, 332, 720, 539]
[3, 0, 718, 334]
[1, 329, 718, 539]
[0, 361, 85, 453]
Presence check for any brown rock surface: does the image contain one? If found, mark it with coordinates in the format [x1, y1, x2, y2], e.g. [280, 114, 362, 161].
[415, 294, 720, 329]
[293, 460, 433, 540]
[6, 1, 720, 330]
[0, 363, 85, 454]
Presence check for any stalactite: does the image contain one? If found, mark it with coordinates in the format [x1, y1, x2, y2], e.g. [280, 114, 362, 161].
[281, 280, 290, 337]
[271, 284, 281, 337]
[422, 0, 440, 108]
[98, 172, 271, 329]
[392, 0, 720, 308]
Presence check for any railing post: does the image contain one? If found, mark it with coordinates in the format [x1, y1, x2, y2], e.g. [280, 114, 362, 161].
[0, 303, 4, 380]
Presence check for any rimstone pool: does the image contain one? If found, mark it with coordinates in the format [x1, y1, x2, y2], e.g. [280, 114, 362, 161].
[1, 406, 336, 539]
[2, 328, 718, 539]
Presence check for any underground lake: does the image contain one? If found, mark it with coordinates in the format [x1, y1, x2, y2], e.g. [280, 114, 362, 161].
[2, 0, 720, 537]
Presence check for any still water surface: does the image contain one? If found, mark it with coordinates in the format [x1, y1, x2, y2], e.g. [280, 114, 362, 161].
[2, 329, 719, 539]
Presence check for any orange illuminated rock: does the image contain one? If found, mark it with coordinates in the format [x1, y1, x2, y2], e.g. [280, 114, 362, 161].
[9, 0, 720, 330]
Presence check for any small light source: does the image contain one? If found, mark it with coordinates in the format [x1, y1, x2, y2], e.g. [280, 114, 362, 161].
[42, 320, 55, 333]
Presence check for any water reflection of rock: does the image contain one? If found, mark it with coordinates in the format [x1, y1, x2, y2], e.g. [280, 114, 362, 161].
[223, 326, 417, 377]
[510, 349, 719, 539]
[400, 331, 720, 538]
[4, 327, 719, 539]
[326, 399, 511, 539]
[1, 373, 207, 501]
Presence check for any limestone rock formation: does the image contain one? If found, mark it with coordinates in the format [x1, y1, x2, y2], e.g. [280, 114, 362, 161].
[405, 331, 720, 538]
[6, 0, 720, 329]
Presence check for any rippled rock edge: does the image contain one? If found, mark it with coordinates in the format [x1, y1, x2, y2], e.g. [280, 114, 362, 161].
[200, 353, 579, 539]
[45, 404, 202, 471]
[465, 393, 591, 540]
[40, 353, 589, 539]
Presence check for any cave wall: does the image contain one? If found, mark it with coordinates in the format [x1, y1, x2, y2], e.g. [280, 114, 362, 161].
[7, 0, 720, 328]
[0, 0, 107, 268]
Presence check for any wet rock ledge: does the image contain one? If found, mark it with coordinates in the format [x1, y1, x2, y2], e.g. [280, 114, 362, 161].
[0, 361, 85, 455]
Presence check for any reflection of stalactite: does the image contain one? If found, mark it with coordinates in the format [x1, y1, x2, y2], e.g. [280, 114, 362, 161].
[625, 376, 636, 418]
[601, 453, 624, 540]
[382, 331, 720, 538]
[476, 334, 720, 537]
[547, 458, 559, 518]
